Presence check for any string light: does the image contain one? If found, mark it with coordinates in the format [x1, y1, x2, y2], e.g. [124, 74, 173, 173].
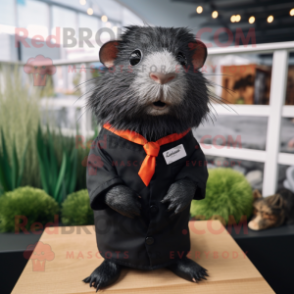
[80, 0, 86, 5]
[249, 16, 255, 24]
[196, 6, 203, 14]
[290, 8, 294, 16]
[235, 14, 241, 22]
[231, 14, 241, 23]
[267, 15, 274, 23]
[212, 11, 218, 19]
[101, 15, 108, 22]
[87, 7, 93, 15]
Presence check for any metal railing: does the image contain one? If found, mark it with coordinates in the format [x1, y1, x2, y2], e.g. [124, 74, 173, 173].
[206, 41, 294, 196]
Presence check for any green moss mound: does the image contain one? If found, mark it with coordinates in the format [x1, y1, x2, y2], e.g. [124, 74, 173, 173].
[61, 189, 93, 225]
[0, 186, 59, 232]
[190, 168, 253, 225]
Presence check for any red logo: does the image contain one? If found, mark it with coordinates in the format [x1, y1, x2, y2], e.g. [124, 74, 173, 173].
[23, 241, 55, 272]
[23, 55, 56, 86]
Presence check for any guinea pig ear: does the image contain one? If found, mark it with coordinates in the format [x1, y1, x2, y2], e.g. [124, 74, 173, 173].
[99, 41, 119, 68]
[188, 40, 207, 69]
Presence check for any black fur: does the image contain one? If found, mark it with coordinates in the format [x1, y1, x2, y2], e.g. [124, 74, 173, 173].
[85, 26, 210, 291]
[104, 185, 141, 218]
[167, 257, 208, 283]
[103, 179, 196, 219]
[161, 179, 197, 217]
[83, 256, 208, 290]
[88, 26, 210, 141]
[83, 260, 122, 291]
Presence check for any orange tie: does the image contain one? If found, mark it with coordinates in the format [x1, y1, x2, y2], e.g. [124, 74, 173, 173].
[103, 123, 190, 186]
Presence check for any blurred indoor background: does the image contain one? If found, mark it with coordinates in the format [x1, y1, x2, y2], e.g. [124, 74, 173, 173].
[0, 1, 294, 293]
[1, 0, 293, 194]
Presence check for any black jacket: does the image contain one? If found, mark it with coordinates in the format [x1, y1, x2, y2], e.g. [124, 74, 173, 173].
[87, 127, 208, 270]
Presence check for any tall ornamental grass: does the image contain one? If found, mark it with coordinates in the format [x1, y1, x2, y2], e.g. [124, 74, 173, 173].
[0, 65, 41, 188]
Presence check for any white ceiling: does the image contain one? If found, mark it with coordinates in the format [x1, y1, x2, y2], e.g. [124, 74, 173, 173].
[117, 0, 206, 33]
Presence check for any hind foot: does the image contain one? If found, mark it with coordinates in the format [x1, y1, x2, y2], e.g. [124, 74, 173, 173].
[167, 257, 208, 283]
[83, 260, 122, 291]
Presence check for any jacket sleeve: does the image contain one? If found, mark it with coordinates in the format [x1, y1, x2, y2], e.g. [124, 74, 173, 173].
[174, 140, 208, 200]
[87, 136, 124, 210]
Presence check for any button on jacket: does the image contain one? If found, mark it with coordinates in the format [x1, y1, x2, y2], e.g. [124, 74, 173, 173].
[87, 127, 208, 270]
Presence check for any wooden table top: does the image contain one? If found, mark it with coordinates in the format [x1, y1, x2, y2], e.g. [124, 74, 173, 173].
[12, 220, 274, 294]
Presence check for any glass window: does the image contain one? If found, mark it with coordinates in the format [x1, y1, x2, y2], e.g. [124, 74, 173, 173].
[0, 1, 15, 26]
[122, 6, 143, 26]
[52, 5, 77, 32]
[17, 0, 49, 38]
[78, 13, 100, 35]
[280, 117, 294, 154]
[279, 164, 294, 193]
[202, 155, 265, 191]
[78, 14, 100, 57]
[96, 0, 122, 22]
[205, 53, 273, 105]
[51, 5, 77, 57]
[195, 115, 268, 151]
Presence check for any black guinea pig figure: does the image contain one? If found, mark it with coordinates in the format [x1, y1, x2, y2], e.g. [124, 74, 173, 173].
[84, 26, 210, 291]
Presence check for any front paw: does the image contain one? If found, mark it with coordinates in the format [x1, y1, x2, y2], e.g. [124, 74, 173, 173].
[167, 257, 208, 283]
[105, 185, 141, 218]
[83, 260, 122, 291]
[161, 179, 196, 216]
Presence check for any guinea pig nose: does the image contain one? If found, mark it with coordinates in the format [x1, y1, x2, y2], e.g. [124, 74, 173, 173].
[149, 72, 177, 84]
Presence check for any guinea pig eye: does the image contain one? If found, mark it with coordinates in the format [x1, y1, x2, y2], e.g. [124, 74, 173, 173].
[177, 52, 187, 66]
[130, 49, 142, 66]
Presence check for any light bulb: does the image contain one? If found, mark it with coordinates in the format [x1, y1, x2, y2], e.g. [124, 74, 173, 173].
[87, 8, 93, 15]
[249, 16, 255, 24]
[212, 11, 218, 19]
[267, 15, 274, 23]
[101, 15, 108, 22]
[196, 6, 203, 14]
[290, 8, 294, 16]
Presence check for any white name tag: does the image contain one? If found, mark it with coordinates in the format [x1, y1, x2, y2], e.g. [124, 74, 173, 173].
[162, 144, 187, 165]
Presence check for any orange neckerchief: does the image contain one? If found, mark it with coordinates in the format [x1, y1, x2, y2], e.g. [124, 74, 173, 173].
[103, 123, 190, 186]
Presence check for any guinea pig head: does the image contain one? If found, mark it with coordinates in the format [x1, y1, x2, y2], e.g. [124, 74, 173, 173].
[89, 26, 210, 139]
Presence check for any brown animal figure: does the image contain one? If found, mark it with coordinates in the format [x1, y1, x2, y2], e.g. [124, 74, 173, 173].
[248, 189, 294, 230]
